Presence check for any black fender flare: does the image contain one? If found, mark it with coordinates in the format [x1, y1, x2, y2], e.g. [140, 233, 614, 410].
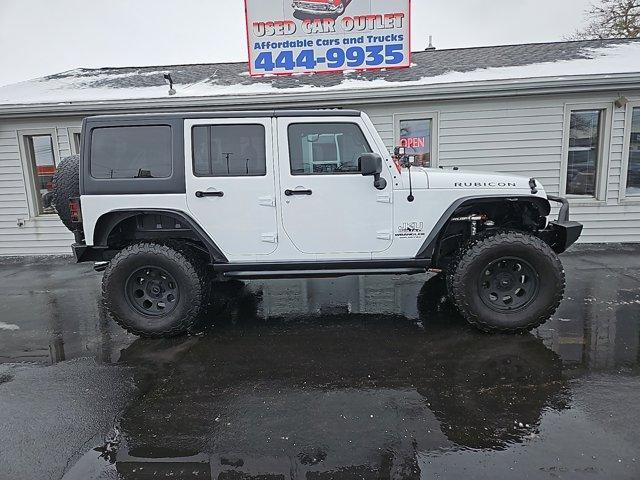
[416, 195, 552, 260]
[92, 209, 228, 263]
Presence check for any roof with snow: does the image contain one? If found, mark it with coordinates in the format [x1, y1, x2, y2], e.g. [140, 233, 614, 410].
[1, 38, 640, 109]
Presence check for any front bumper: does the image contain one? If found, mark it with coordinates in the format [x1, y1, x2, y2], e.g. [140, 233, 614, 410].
[292, 1, 341, 14]
[540, 195, 583, 253]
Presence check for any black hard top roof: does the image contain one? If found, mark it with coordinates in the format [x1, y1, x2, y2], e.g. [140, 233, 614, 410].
[86, 109, 362, 122]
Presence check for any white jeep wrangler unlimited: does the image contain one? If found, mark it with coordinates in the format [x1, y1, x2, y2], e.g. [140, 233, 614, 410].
[52, 110, 582, 337]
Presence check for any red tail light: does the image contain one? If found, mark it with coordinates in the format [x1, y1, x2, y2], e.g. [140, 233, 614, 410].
[69, 197, 82, 223]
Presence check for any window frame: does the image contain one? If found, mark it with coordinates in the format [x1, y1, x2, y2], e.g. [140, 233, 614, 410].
[560, 103, 613, 202]
[393, 111, 439, 168]
[287, 121, 373, 176]
[17, 128, 61, 217]
[191, 123, 268, 178]
[67, 126, 82, 156]
[620, 101, 640, 203]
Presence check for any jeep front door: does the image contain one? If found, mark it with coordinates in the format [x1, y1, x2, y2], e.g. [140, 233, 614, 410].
[185, 118, 278, 259]
[277, 117, 393, 255]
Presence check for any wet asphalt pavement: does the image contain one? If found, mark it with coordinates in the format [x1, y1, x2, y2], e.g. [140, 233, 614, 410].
[0, 246, 639, 480]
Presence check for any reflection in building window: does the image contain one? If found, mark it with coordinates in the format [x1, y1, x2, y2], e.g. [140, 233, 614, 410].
[399, 119, 432, 167]
[566, 110, 603, 196]
[25, 135, 57, 214]
[626, 107, 640, 196]
[73, 132, 81, 155]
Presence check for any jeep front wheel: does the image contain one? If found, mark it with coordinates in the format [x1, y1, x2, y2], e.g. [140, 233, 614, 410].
[102, 242, 210, 337]
[448, 232, 565, 333]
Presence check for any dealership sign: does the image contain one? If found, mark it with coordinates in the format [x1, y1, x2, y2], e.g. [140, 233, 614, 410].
[244, 0, 411, 76]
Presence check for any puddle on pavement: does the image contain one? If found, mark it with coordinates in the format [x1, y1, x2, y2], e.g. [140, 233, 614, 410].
[1, 252, 639, 479]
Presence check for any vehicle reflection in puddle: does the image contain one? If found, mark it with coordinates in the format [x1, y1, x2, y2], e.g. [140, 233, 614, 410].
[85, 276, 569, 479]
[2, 253, 639, 480]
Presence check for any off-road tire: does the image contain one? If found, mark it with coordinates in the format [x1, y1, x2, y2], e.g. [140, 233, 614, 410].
[102, 242, 210, 338]
[448, 231, 565, 333]
[51, 154, 80, 231]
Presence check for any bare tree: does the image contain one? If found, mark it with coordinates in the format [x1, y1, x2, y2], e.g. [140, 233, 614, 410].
[570, 0, 640, 39]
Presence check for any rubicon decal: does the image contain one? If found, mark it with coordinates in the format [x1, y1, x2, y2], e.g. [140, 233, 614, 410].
[245, 0, 411, 76]
[454, 182, 518, 188]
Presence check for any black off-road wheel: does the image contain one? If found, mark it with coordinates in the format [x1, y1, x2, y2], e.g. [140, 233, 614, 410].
[51, 154, 80, 232]
[448, 231, 565, 333]
[102, 242, 210, 338]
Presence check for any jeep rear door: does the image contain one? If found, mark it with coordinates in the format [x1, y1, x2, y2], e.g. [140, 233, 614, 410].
[185, 118, 278, 258]
[276, 116, 393, 255]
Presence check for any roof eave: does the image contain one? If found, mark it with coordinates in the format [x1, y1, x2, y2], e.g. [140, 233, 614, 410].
[0, 72, 639, 118]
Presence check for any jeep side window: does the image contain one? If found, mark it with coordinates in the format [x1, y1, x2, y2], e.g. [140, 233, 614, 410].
[288, 123, 372, 175]
[90, 125, 172, 179]
[192, 124, 266, 177]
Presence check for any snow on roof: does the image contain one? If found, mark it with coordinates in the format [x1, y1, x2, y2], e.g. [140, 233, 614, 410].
[1, 39, 640, 107]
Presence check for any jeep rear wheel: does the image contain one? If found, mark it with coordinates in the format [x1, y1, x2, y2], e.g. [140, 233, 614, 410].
[102, 242, 210, 338]
[448, 232, 565, 333]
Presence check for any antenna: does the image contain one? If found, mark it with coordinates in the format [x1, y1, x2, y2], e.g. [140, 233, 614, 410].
[425, 35, 436, 51]
[163, 73, 176, 96]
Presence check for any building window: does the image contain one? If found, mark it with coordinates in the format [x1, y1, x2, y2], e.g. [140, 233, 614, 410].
[90, 125, 172, 179]
[399, 118, 433, 167]
[566, 110, 604, 196]
[23, 134, 57, 214]
[73, 133, 81, 155]
[67, 127, 82, 155]
[288, 123, 371, 175]
[192, 124, 266, 177]
[626, 107, 640, 196]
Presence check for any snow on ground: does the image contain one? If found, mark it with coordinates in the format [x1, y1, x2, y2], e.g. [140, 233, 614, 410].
[0, 322, 20, 331]
[1, 42, 639, 106]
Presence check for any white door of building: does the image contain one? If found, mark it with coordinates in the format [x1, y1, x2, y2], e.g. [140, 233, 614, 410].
[185, 118, 278, 258]
[276, 117, 394, 256]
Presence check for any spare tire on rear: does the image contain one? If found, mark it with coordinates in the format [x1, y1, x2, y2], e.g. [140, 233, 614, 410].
[52, 154, 80, 231]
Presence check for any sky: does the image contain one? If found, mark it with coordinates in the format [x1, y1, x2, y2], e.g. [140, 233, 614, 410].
[0, 0, 594, 87]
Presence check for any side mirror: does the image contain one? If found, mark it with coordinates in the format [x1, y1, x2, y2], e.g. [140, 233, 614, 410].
[359, 153, 387, 191]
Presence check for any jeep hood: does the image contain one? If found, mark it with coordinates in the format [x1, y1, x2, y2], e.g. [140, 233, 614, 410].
[424, 168, 535, 191]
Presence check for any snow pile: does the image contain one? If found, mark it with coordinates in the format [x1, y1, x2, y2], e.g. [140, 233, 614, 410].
[0, 322, 19, 331]
[1, 42, 639, 106]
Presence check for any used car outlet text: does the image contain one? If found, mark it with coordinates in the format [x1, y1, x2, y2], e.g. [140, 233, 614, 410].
[253, 13, 405, 37]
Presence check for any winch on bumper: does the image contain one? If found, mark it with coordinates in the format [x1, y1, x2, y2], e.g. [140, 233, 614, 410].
[540, 195, 583, 254]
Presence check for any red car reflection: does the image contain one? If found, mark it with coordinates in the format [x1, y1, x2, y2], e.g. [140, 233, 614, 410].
[292, 0, 352, 16]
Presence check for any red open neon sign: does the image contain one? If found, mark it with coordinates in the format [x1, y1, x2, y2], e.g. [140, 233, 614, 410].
[400, 137, 426, 149]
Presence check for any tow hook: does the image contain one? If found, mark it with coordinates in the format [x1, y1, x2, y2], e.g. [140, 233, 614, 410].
[451, 214, 494, 236]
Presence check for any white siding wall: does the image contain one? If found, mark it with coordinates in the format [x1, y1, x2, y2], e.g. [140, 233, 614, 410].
[358, 90, 640, 244]
[1, 89, 640, 256]
[0, 117, 79, 255]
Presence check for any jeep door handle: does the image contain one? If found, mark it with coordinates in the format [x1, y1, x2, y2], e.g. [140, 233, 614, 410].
[285, 189, 312, 196]
[195, 190, 224, 198]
